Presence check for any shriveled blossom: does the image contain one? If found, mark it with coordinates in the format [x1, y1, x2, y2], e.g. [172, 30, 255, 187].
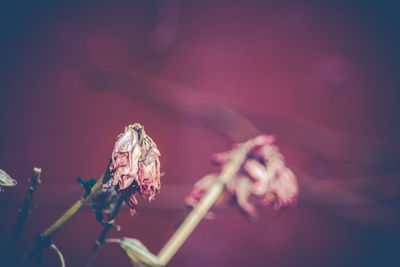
[185, 135, 298, 218]
[104, 123, 161, 215]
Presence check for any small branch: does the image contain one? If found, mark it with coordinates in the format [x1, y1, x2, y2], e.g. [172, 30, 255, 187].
[17, 160, 112, 267]
[157, 142, 250, 266]
[84, 197, 124, 267]
[6, 167, 42, 265]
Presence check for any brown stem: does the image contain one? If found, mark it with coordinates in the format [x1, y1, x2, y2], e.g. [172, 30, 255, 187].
[84, 197, 124, 267]
[17, 160, 112, 267]
[6, 167, 42, 265]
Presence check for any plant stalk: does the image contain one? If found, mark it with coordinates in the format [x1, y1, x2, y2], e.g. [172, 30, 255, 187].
[6, 167, 41, 265]
[17, 160, 112, 267]
[157, 143, 249, 265]
[84, 197, 124, 267]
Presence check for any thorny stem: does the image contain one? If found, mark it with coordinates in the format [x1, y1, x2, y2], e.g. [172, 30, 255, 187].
[84, 197, 124, 267]
[157, 142, 251, 266]
[17, 160, 112, 267]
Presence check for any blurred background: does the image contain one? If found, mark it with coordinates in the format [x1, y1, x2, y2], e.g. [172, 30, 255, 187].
[1, 1, 400, 266]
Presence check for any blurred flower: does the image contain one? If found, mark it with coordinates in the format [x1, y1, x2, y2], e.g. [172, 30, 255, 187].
[185, 135, 298, 218]
[104, 123, 161, 215]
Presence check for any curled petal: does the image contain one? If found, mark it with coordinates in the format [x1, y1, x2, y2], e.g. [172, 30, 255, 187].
[255, 144, 279, 163]
[234, 176, 258, 217]
[263, 168, 298, 210]
[119, 187, 139, 215]
[186, 134, 298, 219]
[138, 161, 159, 200]
[243, 159, 274, 195]
[113, 128, 139, 155]
[251, 135, 276, 147]
[211, 150, 233, 165]
[185, 174, 217, 207]
[118, 175, 136, 190]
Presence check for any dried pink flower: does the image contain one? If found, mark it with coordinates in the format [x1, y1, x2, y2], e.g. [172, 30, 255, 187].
[105, 123, 161, 215]
[185, 135, 298, 218]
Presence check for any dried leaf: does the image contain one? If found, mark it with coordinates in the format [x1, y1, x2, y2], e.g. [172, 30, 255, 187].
[0, 169, 17, 192]
[118, 238, 161, 267]
[186, 135, 299, 218]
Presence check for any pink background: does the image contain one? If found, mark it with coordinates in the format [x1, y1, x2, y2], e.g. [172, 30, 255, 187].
[1, 1, 399, 266]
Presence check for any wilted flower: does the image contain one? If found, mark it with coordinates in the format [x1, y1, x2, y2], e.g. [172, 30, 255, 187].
[185, 135, 298, 218]
[104, 123, 161, 215]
